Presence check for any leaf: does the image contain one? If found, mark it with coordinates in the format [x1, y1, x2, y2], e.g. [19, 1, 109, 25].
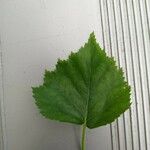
[32, 32, 131, 129]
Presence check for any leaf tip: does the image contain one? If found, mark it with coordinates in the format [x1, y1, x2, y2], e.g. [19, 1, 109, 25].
[89, 32, 96, 41]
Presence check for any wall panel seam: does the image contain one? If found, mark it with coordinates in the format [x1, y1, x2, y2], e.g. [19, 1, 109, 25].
[0, 36, 4, 150]
[0, 34, 6, 150]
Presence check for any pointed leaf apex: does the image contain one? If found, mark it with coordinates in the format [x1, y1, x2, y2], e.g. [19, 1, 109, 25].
[88, 32, 97, 43]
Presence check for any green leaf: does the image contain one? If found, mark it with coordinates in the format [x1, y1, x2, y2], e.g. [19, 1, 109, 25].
[32, 32, 131, 129]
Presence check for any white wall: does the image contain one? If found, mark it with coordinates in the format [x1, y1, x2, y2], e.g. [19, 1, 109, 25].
[0, 0, 150, 150]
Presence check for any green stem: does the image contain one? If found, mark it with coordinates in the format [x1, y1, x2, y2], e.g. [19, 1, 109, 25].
[81, 123, 86, 150]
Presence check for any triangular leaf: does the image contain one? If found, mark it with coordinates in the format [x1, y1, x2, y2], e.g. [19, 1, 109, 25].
[32, 33, 131, 129]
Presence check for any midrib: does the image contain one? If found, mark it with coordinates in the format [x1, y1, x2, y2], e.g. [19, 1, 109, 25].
[84, 52, 93, 125]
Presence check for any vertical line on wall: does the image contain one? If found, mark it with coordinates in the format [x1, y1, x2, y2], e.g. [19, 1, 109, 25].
[118, 1, 131, 149]
[99, 0, 105, 49]
[144, 0, 150, 39]
[125, 0, 143, 149]
[105, 2, 119, 149]
[0, 35, 5, 150]
[131, 0, 148, 149]
[105, 1, 121, 150]
[0, 40, 4, 150]
[123, 0, 139, 149]
[98, 0, 113, 150]
[112, 0, 131, 149]
[39, 0, 47, 9]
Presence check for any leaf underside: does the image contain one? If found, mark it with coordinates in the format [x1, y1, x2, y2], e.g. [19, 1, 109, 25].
[32, 33, 131, 129]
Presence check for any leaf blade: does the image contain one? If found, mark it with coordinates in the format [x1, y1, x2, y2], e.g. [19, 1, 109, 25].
[32, 32, 131, 128]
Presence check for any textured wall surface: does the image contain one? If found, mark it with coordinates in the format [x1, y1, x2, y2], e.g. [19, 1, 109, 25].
[0, 0, 150, 150]
[98, 0, 150, 150]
